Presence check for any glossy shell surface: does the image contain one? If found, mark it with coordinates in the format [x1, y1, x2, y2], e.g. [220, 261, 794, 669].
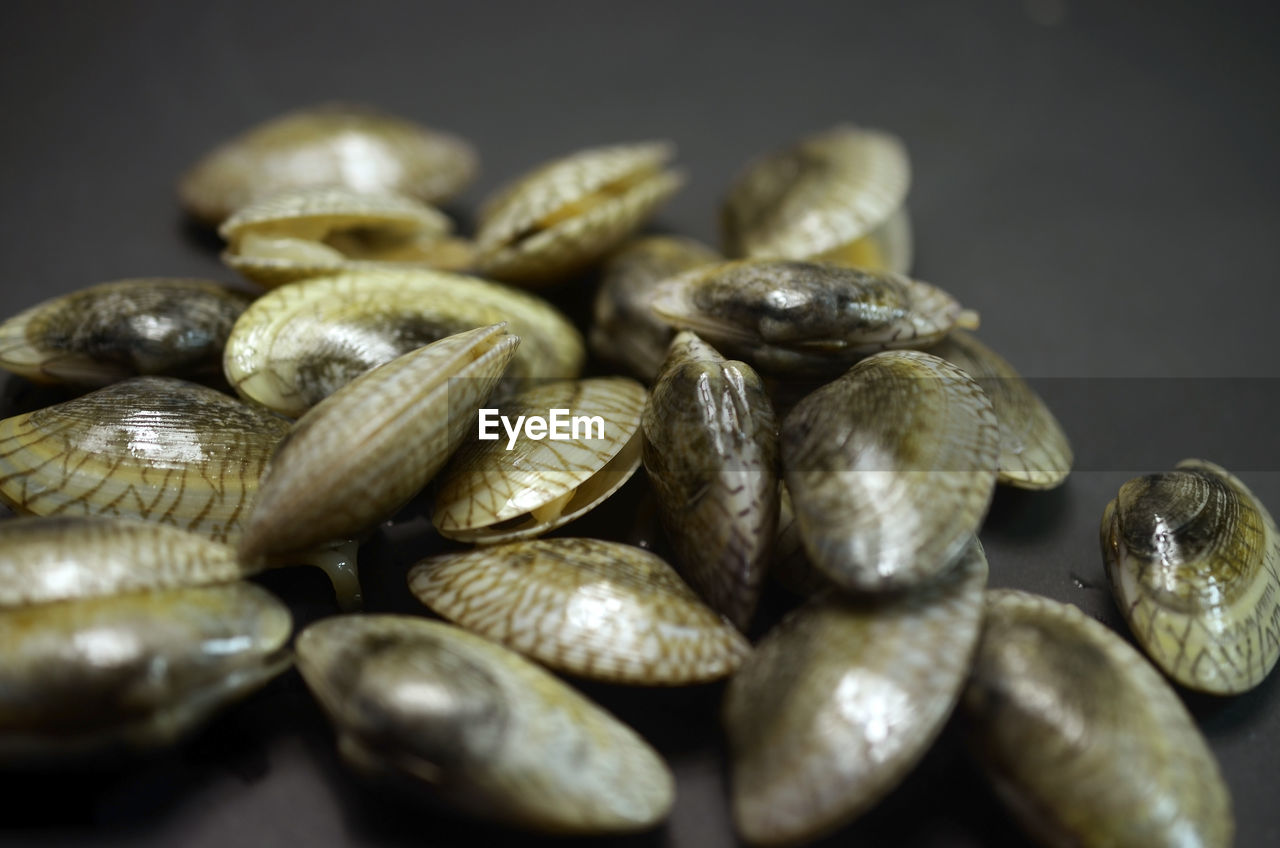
[296, 615, 674, 834]
[1103, 459, 1280, 694]
[408, 538, 751, 684]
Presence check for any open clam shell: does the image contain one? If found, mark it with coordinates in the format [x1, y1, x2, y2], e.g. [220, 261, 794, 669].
[0, 581, 292, 759]
[724, 540, 988, 846]
[408, 538, 751, 685]
[963, 589, 1233, 848]
[179, 103, 477, 226]
[473, 141, 684, 285]
[0, 376, 290, 543]
[224, 269, 583, 418]
[431, 377, 645, 544]
[1102, 459, 1280, 694]
[237, 324, 519, 564]
[649, 260, 976, 376]
[642, 332, 779, 630]
[0, 278, 252, 387]
[219, 187, 474, 287]
[782, 350, 999, 592]
[721, 125, 911, 270]
[296, 615, 674, 834]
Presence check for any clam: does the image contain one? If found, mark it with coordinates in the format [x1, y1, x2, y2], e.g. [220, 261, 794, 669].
[649, 259, 977, 376]
[723, 539, 988, 846]
[179, 103, 477, 226]
[642, 332, 778, 630]
[1102, 459, 1280, 694]
[589, 235, 721, 381]
[472, 141, 684, 285]
[237, 324, 519, 567]
[769, 482, 832, 598]
[963, 589, 1233, 847]
[782, 350, 999, 591]
[0, 376, 290, 543]
[219, 187, 475, 287]
[408, 538, 751, 685]
[0, 581, 292, 759]
[721, 125, 913, 273]
[296, 615, 674, 834]
[928, 329, 1072, 489]
[0, 278, 252, 387]
[224, 269, 583, 418]
[0, 516, 250, 608]
[431, 377, 645, 544]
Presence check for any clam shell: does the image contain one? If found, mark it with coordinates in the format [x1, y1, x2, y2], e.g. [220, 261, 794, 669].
[408, 538, 751, 685]
[1102, 459, 1280, 694]
[0, 376, 290, 543]
[928, 329, 1072, 489]
[642, 332, 778, 630]
[224, 269, 583, 418]
[0, 581, 291, 758]
[815, 205, 914, 275]
[296, 615, 674, 834]
[0, 278, 251, 386]
[769, 481, 832, 598]
[724, 540, 988, 846]
[219, 187, 474, 287]
[0, 516, 250, 609]
[649, 260, 975, 376]
[589, 235, 721, 381]
[237, 324, 518, 563]
[782, 350, 999, 591]
[179, 103, 477, 226]
[721, 125, 910, 263]
[431, 377, 645, 544]
[473, 142, 684, 285]
[963, 589, 1233, 848]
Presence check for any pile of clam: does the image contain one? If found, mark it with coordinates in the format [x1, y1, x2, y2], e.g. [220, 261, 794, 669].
[1, 103, 1272, 846]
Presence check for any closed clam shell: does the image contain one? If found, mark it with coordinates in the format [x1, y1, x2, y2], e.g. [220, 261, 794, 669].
[963, 589, 1233, 848]
[724, 540, 988, 847]
[642, 332, 779, 630]
[179, 103, 477, 226]
[0, 581, 291, 758]
[238, 324, 519, 564]
[296, 615, 674, 834]
[589, 235, 721, 381]
[649, 259, 976, 376]
[782, 350, 999, 591]
[1102, 459, 1280, 694]
[0, 376, 290, 543]
[721, 125, 911, 268]
[224, 269, 583, 418]
[408, 538, 751, 684]
[219, 187, 474, 287]
[0, 278, 252, 386]
[0, 516, 250, 608]
[769, 482, 832, 598]
[431, 377, 645, 544]
[928, 329, 1072, 489]
[473, 141, 685, 285]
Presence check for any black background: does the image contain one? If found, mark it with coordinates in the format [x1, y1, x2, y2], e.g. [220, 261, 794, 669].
[1, 1, 1278, 845]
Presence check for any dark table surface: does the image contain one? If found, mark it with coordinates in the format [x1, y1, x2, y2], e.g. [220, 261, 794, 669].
[1, 0, 1278, 845]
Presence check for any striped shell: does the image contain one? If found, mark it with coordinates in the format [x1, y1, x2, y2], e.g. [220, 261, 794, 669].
[473, 142, 684, 285]
[0, 278, 251, 386]
[432, 377, 645, 544]
[724, 540, 988, 846]
[0, 376, 290, 543]
[1102, 459, 1280, 694]
[782, 350, 999, 591]
[296, 615, 674, 834]
[179, 103, 477, 226]
[963, 589, 1233, 848]
[408, 538, 751, 685]
[223, 269, 583, 418]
